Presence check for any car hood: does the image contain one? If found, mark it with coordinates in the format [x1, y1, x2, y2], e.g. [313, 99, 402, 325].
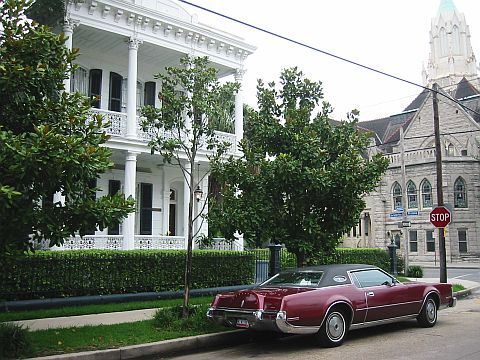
[212, 287, 316, 311]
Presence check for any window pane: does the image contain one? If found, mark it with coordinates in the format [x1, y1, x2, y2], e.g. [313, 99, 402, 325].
[108, 180, 121, 235]
[454, 178, 467, 208]
[89, 69, 102, 109]
[144, 81, 156, 106]
[458, 230, 467, 253]
[353, 270, 394, 288]
[109, 72, 122, 112]
[426, 230, 435, 252]
[409, 230, 418, 252]
[140, 183, 153, 235]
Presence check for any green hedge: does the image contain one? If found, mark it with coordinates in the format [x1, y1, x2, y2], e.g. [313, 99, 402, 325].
[1, 247, 402, 301]
[311, 248, 404, 274]
[0, 250, 254, 301]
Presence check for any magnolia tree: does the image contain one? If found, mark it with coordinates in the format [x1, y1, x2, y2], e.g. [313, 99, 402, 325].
[209, 67, 389, 266]
[0, 0, 134, 258]
[140, 55, 239, 317]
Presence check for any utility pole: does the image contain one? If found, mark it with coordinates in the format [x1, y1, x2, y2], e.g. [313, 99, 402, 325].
[433, 83, 447, 283]
[400, 127, 409, 274]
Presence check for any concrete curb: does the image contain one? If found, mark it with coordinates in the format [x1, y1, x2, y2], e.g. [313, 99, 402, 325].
[25, 330, 250, 360]
[454, 285, 480, 299]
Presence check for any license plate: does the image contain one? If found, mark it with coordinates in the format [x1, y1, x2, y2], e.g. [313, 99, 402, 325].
[236, 319, 249, 328]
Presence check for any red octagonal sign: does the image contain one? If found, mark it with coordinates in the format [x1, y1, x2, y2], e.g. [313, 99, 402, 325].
[430, 206, 451, 228]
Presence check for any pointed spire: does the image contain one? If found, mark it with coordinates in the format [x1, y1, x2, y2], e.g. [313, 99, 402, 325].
[438, 0, 457, 13]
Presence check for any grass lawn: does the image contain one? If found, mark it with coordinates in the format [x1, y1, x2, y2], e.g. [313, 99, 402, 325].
[28, 319, 227, 358]
[0, 296, 214, 322]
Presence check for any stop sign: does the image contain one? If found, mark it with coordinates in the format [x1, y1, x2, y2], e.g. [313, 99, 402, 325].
[430, 206, 451, 228]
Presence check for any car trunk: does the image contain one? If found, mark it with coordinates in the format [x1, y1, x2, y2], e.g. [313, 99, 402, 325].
[213, 287, 316, 311]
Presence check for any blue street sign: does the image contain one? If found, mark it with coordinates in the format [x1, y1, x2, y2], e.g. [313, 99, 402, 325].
[407, 210, 419, 216]
[389, 212, 403, 218]
[395, 207, 404, 213]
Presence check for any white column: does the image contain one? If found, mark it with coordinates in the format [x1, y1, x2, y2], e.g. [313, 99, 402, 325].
[234, 69, 245, 150]
[62, 18, 78, 92]
[126, 37, 143, 138]
[163, 190, 170, 236]
[199, 174, 209, 239]
[183, 163, 191, 248]
[123, 151, 138, 249]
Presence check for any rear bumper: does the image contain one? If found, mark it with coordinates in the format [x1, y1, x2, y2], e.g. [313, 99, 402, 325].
[449, 296, 457, 308]
[206, 308, 319, 335]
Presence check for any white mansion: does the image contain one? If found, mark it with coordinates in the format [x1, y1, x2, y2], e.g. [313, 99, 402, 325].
[49, 0, 255, 251]
[343, 0, 480, 263]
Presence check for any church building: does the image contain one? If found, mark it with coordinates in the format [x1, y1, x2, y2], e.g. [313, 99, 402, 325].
[343, 0, 480, 263]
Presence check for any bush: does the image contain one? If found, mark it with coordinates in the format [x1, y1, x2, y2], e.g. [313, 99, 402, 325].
[153, 304, 213, 332]
[0, 322, 32, 359]
[407, 265, 424, 278]
[0, 250, 255, 301]
[310, 248, 393, 272]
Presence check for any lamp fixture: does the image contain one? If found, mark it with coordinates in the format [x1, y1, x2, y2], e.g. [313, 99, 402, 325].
[194, 163, 203, 202]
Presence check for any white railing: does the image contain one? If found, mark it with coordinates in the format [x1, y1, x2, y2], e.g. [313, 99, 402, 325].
[62, 235, 245, 250]
[89, 109, 237, 154]
[134, 235, 186, 250]
[90, 108, 127, 137]
[202, 237, 244, 251]
[385, 148, 436, 166]
[63, 235, 124, 250]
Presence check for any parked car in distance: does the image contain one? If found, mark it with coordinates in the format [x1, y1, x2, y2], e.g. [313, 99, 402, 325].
[207, 264, 456, 347]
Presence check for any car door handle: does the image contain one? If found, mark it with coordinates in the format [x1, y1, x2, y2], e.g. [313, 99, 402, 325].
[366, 292, 375, 297]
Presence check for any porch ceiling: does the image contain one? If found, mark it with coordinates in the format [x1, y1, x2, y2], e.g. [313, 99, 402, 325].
[72, 25, 235, 78]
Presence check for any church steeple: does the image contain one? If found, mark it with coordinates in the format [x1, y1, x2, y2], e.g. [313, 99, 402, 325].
[424, 0, 479, 91]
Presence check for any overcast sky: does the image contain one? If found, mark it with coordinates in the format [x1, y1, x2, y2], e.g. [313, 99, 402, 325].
[181, 0, 480, 121]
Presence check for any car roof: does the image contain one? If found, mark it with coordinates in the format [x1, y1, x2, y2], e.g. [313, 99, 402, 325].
[278, 264, 380, 287]
[286, 264, 378, 273]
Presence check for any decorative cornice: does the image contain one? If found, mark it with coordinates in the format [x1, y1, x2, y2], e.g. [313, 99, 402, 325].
[69, 0, 256, 63]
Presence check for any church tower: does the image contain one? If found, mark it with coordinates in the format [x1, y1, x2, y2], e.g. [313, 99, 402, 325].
[423, 0, 479, 92]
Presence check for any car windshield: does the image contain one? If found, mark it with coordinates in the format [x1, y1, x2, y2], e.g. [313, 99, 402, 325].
[260, 271, 323, 287]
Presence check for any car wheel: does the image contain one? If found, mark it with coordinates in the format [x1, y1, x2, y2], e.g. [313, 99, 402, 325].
[316, 309, 347, 347]
[417, 296, 437, 327]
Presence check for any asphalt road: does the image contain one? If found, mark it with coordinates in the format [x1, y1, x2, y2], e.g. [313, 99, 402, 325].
[423, 267, 480, 283]
[160, 290, 480, 360]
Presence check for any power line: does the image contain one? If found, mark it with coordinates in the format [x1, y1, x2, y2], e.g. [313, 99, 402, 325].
[179, 0, 480, 118]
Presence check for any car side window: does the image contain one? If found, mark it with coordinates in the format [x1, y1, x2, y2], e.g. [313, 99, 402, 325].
[352, 269, 394, 288]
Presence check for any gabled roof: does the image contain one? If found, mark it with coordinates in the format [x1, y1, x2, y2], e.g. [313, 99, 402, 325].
[359, 78, 480, 146]
[455, 77, 480, 99]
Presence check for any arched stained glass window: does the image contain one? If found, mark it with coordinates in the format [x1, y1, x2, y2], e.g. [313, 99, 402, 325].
[421, 179, 433, 208]
[392, 182, 402, 211]
[454, 177, 467, 208]
[407, 180, 418, 209]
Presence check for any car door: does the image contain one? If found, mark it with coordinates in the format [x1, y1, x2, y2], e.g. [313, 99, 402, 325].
[352, 269, 412, 323]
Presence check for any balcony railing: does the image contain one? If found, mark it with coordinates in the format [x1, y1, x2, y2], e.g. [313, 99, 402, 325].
[62, 235, 244, 251]
[89, 108, 237, 153]
[385, 148, 436, 166]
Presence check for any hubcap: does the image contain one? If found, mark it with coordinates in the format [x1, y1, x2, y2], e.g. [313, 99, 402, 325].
[327, 312, 345, 341]
[426, 300, 436, 323]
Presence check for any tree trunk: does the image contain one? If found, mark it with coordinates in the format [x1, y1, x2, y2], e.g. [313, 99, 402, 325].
[295, 250, 306, 268]
[182, 161, 195, 318]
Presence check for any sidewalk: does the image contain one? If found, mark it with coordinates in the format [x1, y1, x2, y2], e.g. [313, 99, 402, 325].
[410, 261, 480, 269]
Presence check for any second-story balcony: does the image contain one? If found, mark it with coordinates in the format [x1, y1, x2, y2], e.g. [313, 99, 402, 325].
[91, 108, 238, 154]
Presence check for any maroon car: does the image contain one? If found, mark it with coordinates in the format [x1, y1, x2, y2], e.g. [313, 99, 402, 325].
[207, 264, 456, 347]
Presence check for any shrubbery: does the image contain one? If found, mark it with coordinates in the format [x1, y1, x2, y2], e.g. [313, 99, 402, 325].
[0, 322, 32, 359]
[0, 250, 254, 301]
[1, 247, 401, 301]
